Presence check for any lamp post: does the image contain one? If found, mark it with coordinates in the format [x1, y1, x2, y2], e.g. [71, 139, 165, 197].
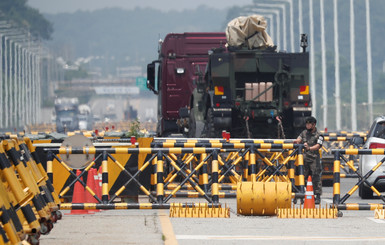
[333, 0, 341, 130]
[0, 34, 3, 127]
[350, 0, 357, 131]
[272, 0, 295, 52]
[248, 8, 281, 49]
[254, 3, 288, 51]
[365, 0, 373, 122]
[309, 0, 316, 118]
[298, 0, 303, 36]
[262, 15, 276, 43]
[320, 0, 328, 130]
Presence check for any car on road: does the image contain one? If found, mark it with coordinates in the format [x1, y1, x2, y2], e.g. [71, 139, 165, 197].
[359, 115, 385, 199]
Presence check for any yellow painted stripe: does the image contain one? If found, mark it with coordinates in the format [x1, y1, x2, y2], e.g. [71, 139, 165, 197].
[139, 203, 153, 209]
[158, 210, 178, 245]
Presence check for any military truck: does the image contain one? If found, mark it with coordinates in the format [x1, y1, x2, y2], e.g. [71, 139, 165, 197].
[147, 32, 227, 136]
[189, 15, 311, 138]
[55, 97, 80, 133]
[147, 16, 311, 138]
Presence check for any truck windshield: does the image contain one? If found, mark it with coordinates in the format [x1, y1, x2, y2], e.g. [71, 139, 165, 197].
[57, 110, 77, 118]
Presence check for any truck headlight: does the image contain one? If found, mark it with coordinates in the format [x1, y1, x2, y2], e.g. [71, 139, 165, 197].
[176, 68, 185, 74]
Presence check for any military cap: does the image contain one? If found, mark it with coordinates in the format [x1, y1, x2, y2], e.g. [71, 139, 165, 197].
[305, 116, 317, 124]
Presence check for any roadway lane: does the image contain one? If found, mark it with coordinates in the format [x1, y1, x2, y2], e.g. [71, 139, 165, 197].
[40, 179, 385, 245]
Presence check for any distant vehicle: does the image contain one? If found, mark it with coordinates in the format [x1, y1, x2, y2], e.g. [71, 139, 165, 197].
[358, 115, 385, 199]
[78, 104, 93, 130]
[124, 105, 137, 121]
[55, 97, 80, 133]
[147, 32, 227, 136]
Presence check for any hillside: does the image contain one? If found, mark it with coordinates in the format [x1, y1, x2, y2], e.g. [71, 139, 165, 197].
[44, 6, 227, 76]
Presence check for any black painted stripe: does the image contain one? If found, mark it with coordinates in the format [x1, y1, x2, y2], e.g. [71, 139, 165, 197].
[0, 153, 12, 169]
[21, 204, 37, 223]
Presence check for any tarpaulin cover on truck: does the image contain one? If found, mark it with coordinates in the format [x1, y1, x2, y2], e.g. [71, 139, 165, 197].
[226, 15, 274, 49]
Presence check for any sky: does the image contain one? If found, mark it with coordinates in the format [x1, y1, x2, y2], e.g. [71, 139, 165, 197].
[27, 0, 254, 14]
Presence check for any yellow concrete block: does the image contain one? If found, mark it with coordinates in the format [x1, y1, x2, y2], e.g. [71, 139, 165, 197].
[169, 203, 230, 218]
[277, 207, 338, 219]
[374, 208, 385, 219]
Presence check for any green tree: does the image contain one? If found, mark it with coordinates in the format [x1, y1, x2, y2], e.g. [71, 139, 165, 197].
[0, 0, 53, 40]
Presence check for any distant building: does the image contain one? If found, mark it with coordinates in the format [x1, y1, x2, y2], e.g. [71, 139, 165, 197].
[116, 66, 142, 79]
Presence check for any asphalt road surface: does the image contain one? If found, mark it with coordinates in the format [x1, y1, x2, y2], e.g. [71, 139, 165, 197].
[40, 179, 385, 245]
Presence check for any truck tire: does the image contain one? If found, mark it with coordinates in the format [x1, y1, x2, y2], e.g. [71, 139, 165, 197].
[188, 109, 196, 138]
[206, 108, 218, 138]
[359, 183, 373, 199]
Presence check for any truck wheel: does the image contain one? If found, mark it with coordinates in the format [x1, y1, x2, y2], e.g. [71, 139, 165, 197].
[359, 183, 373, 199]
[206, 108, 218, 138]
[188, 109, 196, 138]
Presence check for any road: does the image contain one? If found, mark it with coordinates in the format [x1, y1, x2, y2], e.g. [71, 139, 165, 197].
[40, 179, 385, 245]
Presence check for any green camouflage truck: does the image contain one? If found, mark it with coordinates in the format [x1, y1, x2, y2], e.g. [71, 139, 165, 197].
[188, 15, 311, 138]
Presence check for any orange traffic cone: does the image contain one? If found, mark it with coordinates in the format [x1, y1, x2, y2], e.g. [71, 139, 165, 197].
[304, 176, 315, 209]
[67, 170, 88, 215]
[85, 169, 100, 213]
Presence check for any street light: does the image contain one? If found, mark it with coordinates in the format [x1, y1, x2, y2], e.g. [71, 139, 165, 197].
[333, 0, 341, 130]
[248, 8, 281, 49]
[260, 14, 275, 42]
[320, 0, 328, 130]
[298, 0, 303, 36]
[272, 0, 295, 52]
[365, 0, 373, 122]
[309, 0, 316, 118]
[350, 0, 357, 131]
[254, 3, 288, 51]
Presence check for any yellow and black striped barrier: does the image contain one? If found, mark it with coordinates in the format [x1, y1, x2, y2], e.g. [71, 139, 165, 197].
[152, 139, 306, 194]
[41, 141, 307, 217]
[331, 149, 385, 210]
[0, 136, 62, 244]
[321, 135, 364, 185]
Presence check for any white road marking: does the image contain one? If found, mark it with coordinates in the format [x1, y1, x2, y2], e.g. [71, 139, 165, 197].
[367, 217, 385, 223]
[176, 235, 385, 241]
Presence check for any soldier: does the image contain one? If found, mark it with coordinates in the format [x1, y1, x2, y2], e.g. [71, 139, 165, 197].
[294, 116, 323, 204]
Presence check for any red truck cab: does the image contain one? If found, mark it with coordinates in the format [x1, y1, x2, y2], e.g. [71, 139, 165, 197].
[147, 32, 227, 136]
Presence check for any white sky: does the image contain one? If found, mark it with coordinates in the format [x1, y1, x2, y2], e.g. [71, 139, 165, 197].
[28, 0, 254, 13]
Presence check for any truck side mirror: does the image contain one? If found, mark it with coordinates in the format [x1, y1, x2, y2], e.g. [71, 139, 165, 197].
[147, 62, 158, 94]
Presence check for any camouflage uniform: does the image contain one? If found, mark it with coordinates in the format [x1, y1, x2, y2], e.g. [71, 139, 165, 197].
[298, 127, 324, 195]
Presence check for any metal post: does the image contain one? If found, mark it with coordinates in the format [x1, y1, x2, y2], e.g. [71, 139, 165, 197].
[249, 8, 281, 50]
[298, 0, 303, 35]
[320, 0, 328, 130]
[10, 40, 14, 127]
[211, 150, 219, 204]
[333, 151, 341, 205]
[297, 145, 305, 193]
[350, 0, 357, 130]
[101, 151, 109, 204]
[0, 34, 3, 127]
[309, 0, 316, 118]
[4, 37, 9, 128]
[273, 0, 295, 52]
[254, 3, 287, 51]
[365, 0, 373, 122]
[156, 151, 164, 203]
[334, 0, 341, 130]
